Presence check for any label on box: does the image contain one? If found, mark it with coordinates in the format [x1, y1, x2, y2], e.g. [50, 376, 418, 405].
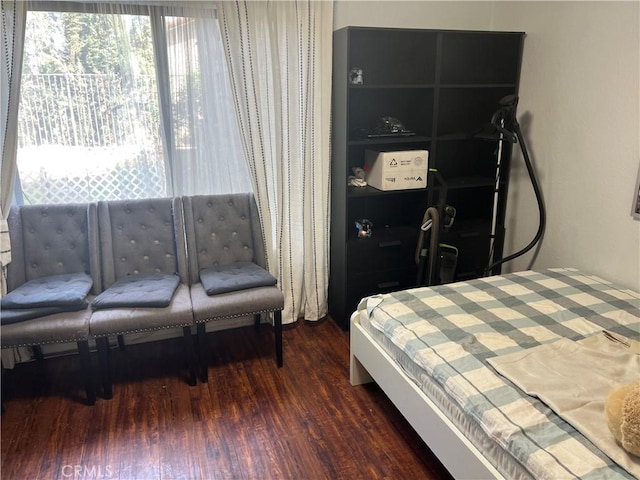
[364, 149, 428, 191]
[377, 169, 426, 190]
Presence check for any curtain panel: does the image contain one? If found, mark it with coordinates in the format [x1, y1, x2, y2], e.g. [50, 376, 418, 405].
[1, 0, 28, 367]
[1, 0, 26, 283]
[217, 0, 333, 323]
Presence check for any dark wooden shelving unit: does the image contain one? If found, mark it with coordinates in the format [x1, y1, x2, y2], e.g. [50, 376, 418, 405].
[329, 27, 525, 329]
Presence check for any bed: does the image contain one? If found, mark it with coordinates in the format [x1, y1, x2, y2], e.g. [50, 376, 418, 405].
[350, 268, 640, 479]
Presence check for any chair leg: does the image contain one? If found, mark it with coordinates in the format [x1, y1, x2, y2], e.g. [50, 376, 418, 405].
[31, 345, 48, 383]
[1, 361, 7, 413]
[274, 310, 283, 368]
[197, 323, 208, 383]
[76, 340, 96, 406]
[182, 326, 197, 387]
[117, 335, 126, 351]
[96, 337, 113, 400]
[32, 345, 45, 362]
[254, 313, 261, 331]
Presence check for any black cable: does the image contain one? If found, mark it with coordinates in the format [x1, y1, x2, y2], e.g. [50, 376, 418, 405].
[485, 119, 546, 276]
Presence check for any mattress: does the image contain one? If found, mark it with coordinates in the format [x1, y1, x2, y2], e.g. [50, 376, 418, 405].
[357, 268, 640, 480]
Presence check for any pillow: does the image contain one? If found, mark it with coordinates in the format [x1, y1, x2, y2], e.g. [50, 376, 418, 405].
[91, 274, 180, 310]
[200, 261, 277, 296]
[605, 381, 640, 458]
[1, 301, 89, 325]
[1, 273, 92, 309]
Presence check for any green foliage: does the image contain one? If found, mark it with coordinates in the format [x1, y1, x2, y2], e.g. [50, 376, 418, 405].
[23, 12, 66, 74]
[20, 10, 161, 149]
[64, 14, 116, 74]
[128, 16, 155, 77]
[24, 11, 155, 78]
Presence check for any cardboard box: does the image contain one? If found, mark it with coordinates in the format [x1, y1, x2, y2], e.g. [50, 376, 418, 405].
[364, 149, 428, 191]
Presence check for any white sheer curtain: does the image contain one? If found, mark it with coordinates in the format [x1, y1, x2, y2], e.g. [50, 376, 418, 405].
[151, 7, 251, 196]
[1, 0, 26, 289]
[1, 0, 27, 367]
[217, 1, 333, 323]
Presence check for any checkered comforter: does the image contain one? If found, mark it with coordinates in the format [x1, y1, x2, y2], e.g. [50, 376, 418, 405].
[360, 268, 640, 480]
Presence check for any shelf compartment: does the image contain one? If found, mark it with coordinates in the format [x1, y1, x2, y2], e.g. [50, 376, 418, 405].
[441, 186, 495, 221]
[346, 191, 428, 240]
[348, 135, 431, 146]
[434, 138, 505, 180]
[348, 266, 419, 303]
[347, 226, 419, 273]
[350, 84, 436, 90]
[436, 87, 515, 136]
[348, 28, 438, 86]
[345, 140, 431, 183]
[440, 220, 493, 282]
[445, 176, 496, 189]
[348, 87, 434, 140]
[440, 32, 523, 85]
[347, 185, 429, 198]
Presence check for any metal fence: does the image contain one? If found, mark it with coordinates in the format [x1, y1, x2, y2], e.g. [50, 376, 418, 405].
[17, 73, 168, 204]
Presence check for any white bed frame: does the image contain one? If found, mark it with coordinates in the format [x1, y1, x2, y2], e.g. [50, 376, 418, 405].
[349, 312, 504, 480]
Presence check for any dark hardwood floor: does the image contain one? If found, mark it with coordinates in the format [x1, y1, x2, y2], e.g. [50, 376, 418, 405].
[1, 318, 453, 480]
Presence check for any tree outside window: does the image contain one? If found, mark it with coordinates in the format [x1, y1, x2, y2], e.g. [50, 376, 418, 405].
[17, 10, 166, 205]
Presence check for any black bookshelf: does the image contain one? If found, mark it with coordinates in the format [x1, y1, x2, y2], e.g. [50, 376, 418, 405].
[329, 27, 525, 329]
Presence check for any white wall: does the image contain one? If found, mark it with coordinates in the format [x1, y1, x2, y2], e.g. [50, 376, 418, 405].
[492, 2, 640, 291]
[334, 1, 640, 291]
[334, 1, 493, 30]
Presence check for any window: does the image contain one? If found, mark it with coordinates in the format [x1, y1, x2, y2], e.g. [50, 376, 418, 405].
[15, 4, 250, 206]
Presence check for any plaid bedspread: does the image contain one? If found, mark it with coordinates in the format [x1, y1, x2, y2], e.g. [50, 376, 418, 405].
[360, 268, 640, 480]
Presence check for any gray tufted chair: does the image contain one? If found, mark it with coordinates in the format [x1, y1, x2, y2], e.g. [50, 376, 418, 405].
[183, 193, 284, 382]
[2, 203, 100, 405]
[90, 197, 196, 397]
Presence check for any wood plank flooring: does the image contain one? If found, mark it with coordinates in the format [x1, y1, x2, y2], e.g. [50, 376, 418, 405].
[1, 318, 453, 480]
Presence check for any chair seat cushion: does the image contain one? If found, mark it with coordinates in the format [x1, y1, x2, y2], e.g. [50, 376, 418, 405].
[1, 302, 92, 347]
[1, 273, 92, 309]
[91, 274, 180, 310]
[89, 284, 193, 336]
[1, 301, 89, 325]
[200, 261, 277, 296]
[190, 282, 284, 322]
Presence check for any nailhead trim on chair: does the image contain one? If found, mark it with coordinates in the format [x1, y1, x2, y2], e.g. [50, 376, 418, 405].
[195, 307, 282, 324]
[2, 335, 88, 349]
[91, 321, 195, 339]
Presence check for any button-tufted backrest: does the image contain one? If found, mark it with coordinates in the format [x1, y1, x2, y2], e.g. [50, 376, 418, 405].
[98, 197, 188, 289]
[6, 203, 101, 294]
[183, 193, 267, 285]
